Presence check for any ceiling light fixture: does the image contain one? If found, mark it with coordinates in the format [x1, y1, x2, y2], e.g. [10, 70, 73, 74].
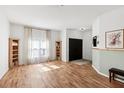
[60, 5, 64, 7]
[80, 27, 86, 31]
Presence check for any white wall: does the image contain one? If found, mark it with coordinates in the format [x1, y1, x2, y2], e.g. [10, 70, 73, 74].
[92, 17, 100, 70]
[9, 23, 25, 65]
[99, 7, 124, 49]
[49, 30, 61, 60]
[92, 7, 124, 76]
[82, 30, 92, 61]
[61, 29, 92, 62]
[0, 8, 9, 79]
[61, 30, 68, 62]
[92, 49, 100, 71]
[92, 17, 100, 48]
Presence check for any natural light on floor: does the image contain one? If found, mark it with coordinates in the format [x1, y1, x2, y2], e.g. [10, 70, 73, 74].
[40, 64, 60, 72]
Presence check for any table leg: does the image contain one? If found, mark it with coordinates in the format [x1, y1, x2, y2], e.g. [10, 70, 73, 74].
[109, 72, 111, 82]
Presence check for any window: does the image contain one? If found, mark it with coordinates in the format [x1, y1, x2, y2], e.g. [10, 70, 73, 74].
[31, 29, 48, 58]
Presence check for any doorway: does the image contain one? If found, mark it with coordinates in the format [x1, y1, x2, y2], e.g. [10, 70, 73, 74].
[69, 38, 83, 61]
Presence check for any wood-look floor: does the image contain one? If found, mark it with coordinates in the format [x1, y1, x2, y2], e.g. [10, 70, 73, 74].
[0, 61, 124, 88]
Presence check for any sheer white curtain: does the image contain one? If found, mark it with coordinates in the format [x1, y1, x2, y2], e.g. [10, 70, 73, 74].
[24, 27, 50, 64]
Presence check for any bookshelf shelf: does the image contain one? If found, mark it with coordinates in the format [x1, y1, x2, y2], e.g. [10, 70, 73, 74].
[56, 41, 61, 60]
[9, 38, 19, 69]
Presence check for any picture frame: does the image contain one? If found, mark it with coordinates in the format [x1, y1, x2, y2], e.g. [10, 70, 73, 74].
[105, 29, 124, 49]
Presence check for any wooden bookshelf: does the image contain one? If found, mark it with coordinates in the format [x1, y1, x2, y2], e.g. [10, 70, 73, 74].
[9, 38, 19, 69]
[56, 41, 62, 60]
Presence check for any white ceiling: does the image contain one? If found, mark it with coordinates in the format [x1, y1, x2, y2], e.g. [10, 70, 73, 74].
[1, 5, 123, 31]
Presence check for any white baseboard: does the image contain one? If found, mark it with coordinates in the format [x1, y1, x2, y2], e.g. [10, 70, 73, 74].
[92, 65, 109, 78]
[0, 67, 9, 80]
[83, 58, 92, 62]
[92, 65, 124, 83]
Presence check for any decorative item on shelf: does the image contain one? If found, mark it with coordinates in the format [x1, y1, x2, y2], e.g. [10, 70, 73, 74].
[93, 36, 99, 47]
[56, 41, 62, 60]
[105, 29, 124, 49]
[9, 38, 19, 69]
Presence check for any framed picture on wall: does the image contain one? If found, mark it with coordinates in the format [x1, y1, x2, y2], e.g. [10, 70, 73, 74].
[105, 29, 124, 49]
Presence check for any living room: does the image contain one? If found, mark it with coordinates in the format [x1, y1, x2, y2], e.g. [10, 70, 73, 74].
[0, 3, 124, 90]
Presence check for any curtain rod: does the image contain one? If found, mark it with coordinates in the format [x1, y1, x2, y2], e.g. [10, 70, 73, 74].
[24, 25, 51, 31]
